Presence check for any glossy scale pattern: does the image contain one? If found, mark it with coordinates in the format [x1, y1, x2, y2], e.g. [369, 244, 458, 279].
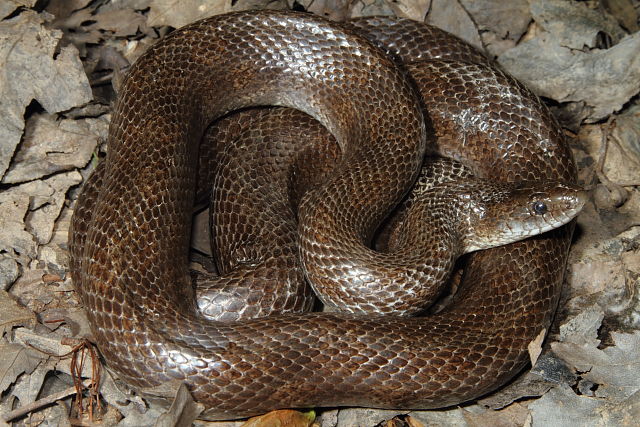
[69, 11, 579, 420]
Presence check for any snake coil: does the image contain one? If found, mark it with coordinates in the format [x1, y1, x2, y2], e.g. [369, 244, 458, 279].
[70, 11, 579, 420]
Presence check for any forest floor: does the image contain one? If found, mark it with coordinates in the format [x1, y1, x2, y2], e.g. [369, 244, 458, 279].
[1, 0, 639, 426]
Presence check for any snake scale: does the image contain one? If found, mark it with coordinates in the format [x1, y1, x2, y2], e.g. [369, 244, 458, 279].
[69, 10, 582, 420]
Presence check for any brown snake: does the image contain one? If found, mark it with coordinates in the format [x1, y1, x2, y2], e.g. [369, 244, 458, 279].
[69, 10, 583, 420]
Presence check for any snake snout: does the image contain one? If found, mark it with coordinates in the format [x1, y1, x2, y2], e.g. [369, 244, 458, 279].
[463, 181, 586, 252]
[530, 183, 587, 222]
[516, 182, 586, 236]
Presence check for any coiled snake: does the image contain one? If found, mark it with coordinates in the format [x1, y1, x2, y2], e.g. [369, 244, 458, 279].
[69, 10, 584, 420]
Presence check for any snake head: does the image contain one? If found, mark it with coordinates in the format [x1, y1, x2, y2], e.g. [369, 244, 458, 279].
[462, 181, 587, 252]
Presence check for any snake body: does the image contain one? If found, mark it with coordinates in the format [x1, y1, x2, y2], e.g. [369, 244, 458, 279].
[69, 11, 580, 420]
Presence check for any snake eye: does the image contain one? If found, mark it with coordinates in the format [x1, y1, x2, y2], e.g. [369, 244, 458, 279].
[532, 201, 548, 215]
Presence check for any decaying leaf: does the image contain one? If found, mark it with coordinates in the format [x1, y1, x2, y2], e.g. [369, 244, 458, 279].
[461, 402, 528, 427]
[425, 0, 483, 49]
[148, 0, 233, 28]
[531, 0, 626, 48]
[11, 360, 54, 409]
[498, 0, 640, 121]
[1, 0, 639, 425]
[603, 0, 639, 32]
[0, 172, 82, 266]
[0, 184, 38, 262]
[0, 342, 42, 395]
[0, 10, 91, 180]
[2, 113, 106, 185]
[155, 382, 204, 427]
[303, 0, 354, 21]
[0, 257, 20, 291]
[478, 353, 576, 410]
[0, 0, 36, 20]
[605, 105, 640, 185]
[460, 0, 530, 40]
[553, 331, 640, 400]
[0, 291, 36, 337]
[389, 0, 432, 21]
[96, 370, 159, 424]
[242, 409, 315, 427]
[527, 328, 546, 367]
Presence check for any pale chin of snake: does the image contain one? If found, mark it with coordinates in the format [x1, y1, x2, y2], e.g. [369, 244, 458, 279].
[69, 10, 585, 421]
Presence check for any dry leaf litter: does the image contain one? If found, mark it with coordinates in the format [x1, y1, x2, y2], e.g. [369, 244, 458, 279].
[0, 0, 639, 426]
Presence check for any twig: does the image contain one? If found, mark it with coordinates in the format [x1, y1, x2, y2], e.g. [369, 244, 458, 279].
[23, 338, 103, 422]
[1, 380, 92, 422]
[69, 340, 102, 421]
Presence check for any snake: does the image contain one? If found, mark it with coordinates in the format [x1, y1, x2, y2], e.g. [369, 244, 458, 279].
[68, 10, 584, 420]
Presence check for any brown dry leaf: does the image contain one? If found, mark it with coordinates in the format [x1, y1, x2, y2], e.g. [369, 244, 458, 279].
[498, 0, 640, 121]
[62, 308, 94, 339]
[501, 33, 640, 121]
[478, 354, 575, 410]
[0, 257, 20, 290]
[405, 415, 426, 427]
[577, 123, 639, 190]
[348, 0, 395, 18]
[558, 305, 604, 348]
[13, 328, 90, 369]
[0, 172, 82, 264]
[527, 328, 546, 367]
[141, 379, 185, 400]
[148, 0, 290, 28]
[567, 213, 639, 318]
[0, 342, 43, 395]
[303, 0, 353, 21]
[425, 0, 482, 49]
[389, 0, 432, 21]
[458, 0, 530, 56]
[0, 190, 38, 262]
[534, 297, 640, 425]
[553, 331, 640, 400]
[232, 0, 290, 13]
[0, 0, 36, 20]
[51, 8, 104, 46]
[10, 359, 54, 410]
[377, 414, 426, 427]
[603, 0, 639, 32]
[242, 409, 315, 427]
[532, 0, 626, 48]
[460, 0, 530, 40]
[0, 291, 36, 337]
[606, 105, 640, 185]
[50, 0, 153, 47]
[0, 10, 91, 180]
[155, 382, 204, 427]
[462, 402, 529, 427]
[97, 370, 160, 424]
[89, 8, 148, 37]
[148, 0, 233, 28]
[45, 0, 94, 21]
[528, 383, 640, 426]
[331, 408, 412, 426]
[3, 114, 106, 184]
